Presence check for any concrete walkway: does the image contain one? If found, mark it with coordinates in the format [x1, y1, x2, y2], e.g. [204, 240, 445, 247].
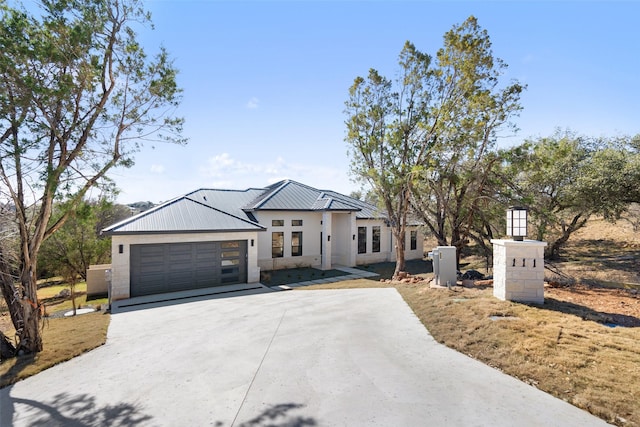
[0, 288, 610, 426]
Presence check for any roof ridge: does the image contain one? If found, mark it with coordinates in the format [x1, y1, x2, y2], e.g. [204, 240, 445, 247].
[101, 195, 185, 233]
[184, 195, 265, 229]
[249, 180, 291, 210]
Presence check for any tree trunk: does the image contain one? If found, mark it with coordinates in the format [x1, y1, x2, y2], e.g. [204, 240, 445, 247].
[19, 267, 43, 353]
[0, 330, 16, 360]
[393, 229, 406, 278]
[545, 214, 589, 260]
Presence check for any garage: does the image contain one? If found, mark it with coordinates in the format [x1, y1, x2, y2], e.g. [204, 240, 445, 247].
[130, 240, 247, 297]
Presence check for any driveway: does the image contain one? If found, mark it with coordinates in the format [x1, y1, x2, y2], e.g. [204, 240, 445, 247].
[0, 288, 610, 426]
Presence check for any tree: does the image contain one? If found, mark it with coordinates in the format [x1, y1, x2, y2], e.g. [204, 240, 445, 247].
[345, 42, 434, 278]
[411, 17, 523, 265]
[345, 16, 523, 275]
[38, 198, 130, 282]
[0, 0, 184, 354]
[501, 131, 639, 259]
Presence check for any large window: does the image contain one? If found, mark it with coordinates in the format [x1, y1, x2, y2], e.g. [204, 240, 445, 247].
[410, 230, 418, 250]
[372, 226, 381, 253]
[291, 232, 303, 256]
[272, 232, 284, 258]
[358, 226, 367, 254]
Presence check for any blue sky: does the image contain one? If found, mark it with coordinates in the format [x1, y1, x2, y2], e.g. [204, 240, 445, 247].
[111, 0, 640, 204]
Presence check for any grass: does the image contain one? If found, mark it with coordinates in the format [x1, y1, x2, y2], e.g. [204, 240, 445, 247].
[37, 280, 109, 316]
[0, 311, 110, 388]
[0, 280, 110, 388]
[299, 255, 640, 426]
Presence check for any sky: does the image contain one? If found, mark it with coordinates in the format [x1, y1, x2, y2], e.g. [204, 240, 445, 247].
[109, 0, 640, 204]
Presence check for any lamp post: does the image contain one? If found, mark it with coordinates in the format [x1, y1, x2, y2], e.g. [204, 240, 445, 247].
[506, 206, 527, 241]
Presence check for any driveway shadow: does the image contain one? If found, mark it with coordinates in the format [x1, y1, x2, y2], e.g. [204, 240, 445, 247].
[0, 390, 153, 426]
[236, 403, 317, 427]
[541, 297, 640, 327]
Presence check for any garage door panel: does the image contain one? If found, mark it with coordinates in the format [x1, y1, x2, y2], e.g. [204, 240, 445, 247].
[130, 240, 247, 297]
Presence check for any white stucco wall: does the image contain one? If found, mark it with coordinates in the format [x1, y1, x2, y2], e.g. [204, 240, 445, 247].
[254, 211, 325, 270]
[110, 231, 261, 301]
[355, 223, 424, 265]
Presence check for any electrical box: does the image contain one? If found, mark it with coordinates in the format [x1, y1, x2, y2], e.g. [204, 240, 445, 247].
[432, 246, 457, 288]
[427, 249, 440, 280]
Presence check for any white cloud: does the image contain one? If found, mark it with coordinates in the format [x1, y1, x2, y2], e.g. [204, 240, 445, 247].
[199, 153, 355, 194]
[246, 97, 260, 109]
[150, 164, 165, 174]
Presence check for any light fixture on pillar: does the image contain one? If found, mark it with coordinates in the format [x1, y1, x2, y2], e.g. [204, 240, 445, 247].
[506, 206, 527, 241]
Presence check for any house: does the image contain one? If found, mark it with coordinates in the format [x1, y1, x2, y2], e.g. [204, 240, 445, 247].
[102, 180, 424, 301]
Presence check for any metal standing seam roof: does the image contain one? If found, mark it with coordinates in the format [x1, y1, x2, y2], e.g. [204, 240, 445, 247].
[102, 193, 265, 235]
[242, 180, 383, 217]
[102, 180, 389, 235]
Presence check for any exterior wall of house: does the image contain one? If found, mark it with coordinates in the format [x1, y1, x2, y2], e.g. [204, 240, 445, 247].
[404, 227, 425, 261]
[355, 222, 424, 265]
[110, 231, 261, 301]
[355, 219, 393, 265]
[253, 211, 424, 271]
[254, 211, 325, 271]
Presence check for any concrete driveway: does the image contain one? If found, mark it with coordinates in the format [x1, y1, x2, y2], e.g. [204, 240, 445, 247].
[1, 288, 610, 426]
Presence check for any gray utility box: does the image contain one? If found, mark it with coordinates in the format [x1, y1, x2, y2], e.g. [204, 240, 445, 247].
[429, 246, 457, 287]
[427, 248, 440, 279]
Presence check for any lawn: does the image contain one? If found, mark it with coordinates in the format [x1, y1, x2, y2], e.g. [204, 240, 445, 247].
[298, 224, 640, 427]
[0, 280, 110, 388]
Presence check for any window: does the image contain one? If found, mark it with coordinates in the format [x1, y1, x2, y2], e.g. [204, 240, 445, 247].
[358, 226, 367, 254]
[291, 232, 302, 256]
[372, 226, 381, 253]
[292, 219, 303, 226]
[410, 230, 418, 250]
[272, 232, 284, 258]
[272, 219, 284, 227]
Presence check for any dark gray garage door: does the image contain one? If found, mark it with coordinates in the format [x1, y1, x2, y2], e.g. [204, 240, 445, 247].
[130, 241, 247, 297]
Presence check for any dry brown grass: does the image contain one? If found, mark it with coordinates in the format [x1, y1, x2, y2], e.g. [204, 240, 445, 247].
[299, 217, 640, 426]
[301, 279, 640, 426]
[0, 311, 110, 388]
[397, 284, 639, 426]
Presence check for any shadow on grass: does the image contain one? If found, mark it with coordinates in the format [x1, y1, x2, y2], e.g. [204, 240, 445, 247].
[0, 353, 36, 389]
[540, 297, 640, 328]
[359, 259, 433, 281]
[0, 391, 153, 426]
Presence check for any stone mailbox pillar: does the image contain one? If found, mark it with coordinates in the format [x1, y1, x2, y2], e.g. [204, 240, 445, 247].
[491, 239, 547, 304]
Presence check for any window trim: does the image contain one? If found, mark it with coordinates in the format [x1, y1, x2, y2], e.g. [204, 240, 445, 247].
[357, 226, 367, 254]
[372, 226, 381, 253]
[272, 231, 284, 258]
[291, 231, 303, 256]
[410, 230, 418, 250]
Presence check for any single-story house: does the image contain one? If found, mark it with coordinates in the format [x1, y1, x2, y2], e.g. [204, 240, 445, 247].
[102, 180, 424, 301]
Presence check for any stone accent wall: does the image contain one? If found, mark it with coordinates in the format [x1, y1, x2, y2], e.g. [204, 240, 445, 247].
[491, 239, 547, 304]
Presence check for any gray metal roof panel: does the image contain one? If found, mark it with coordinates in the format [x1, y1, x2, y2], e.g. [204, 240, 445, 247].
[103, 197, 264, 234]
[102, 180, 389, 235]
[244, 180, 363, 212]
[322, 190, 387, 219]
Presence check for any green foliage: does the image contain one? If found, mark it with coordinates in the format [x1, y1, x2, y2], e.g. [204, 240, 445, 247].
[38, 199, 130, 281]
[0, 0, 184, 354]
[501, 130, 640, 258]
[346, 16, 524, 267]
